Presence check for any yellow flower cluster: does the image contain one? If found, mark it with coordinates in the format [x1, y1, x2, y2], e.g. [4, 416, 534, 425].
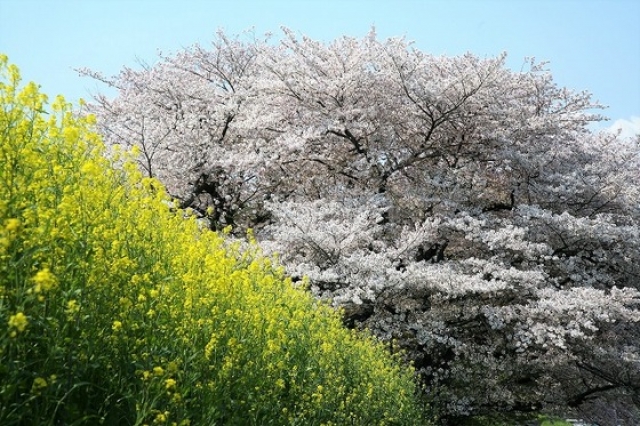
[0, 55, 428, 425]
[31, 267, 58, 296]
[7, 312, 28, 337]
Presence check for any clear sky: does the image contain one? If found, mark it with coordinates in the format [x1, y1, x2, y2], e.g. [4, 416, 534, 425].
[2, 0, 639, 136]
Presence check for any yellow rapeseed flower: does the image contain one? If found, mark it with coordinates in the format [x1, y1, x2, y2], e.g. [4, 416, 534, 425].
[153, 412, 167, 424]
[4, 218, 20, 232]
[65, 299, 80, 318]
[0, 237, 9, 251]
[8, 312, 28, 336]
[32, 267, 57, 293]
[31, 377, 48, 394]
[112, 320, 123, 332]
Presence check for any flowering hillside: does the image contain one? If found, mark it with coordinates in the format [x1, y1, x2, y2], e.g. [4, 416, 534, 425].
[81, 29, 640, 425]
[0, 55, 426, 426]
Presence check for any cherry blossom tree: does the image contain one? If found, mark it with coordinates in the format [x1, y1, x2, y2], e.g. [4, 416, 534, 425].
[82, 29, 640, 425]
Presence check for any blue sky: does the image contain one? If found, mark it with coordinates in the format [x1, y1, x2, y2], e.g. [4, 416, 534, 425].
[2, 0, 639, 135]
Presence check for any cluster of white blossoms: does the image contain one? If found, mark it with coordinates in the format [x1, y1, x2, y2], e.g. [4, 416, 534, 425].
[83, 28, 640, 423]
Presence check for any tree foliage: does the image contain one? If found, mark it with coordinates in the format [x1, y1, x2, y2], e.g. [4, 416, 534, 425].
[83, 29, 640, 425]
